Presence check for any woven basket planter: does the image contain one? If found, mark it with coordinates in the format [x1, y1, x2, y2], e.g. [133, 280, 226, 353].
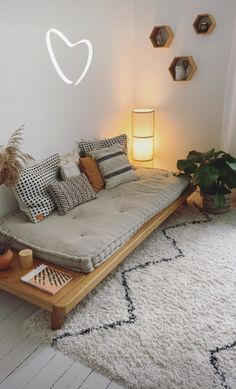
[202, 193, 231, 214]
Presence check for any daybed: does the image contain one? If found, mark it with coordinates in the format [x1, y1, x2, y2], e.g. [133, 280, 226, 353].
[0, 167, 193, 329]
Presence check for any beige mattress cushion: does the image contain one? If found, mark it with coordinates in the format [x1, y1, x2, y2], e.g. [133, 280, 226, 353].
[0, 168, 189, 273]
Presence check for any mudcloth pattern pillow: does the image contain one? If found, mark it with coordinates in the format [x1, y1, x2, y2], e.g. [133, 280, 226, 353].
[13, 154, 60, 223]
[90, 144, 137, 189]
[47, 174, 96, 216]
[79, 134, 128, 156]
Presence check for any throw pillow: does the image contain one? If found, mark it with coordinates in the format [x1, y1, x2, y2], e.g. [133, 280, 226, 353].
[90, 144, 137, 189]
[13, 154, 60, 223]
[79, 134, 128, 157]
[79, 156, 105, 192]
[60, 149, 80, 164]
[59, 149, 81, 180]
[59, 162, 81, 181]
[47, 174, 96, 216]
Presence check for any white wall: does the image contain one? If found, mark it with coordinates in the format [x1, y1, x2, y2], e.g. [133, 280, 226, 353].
[133, 0, 236, 170]
[0, 0, 135, 218]
[1, 0, 236, 219]
[222, 13, 236, 157]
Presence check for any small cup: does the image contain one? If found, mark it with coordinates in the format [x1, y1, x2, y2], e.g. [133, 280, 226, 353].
[19, 249, 33, 269]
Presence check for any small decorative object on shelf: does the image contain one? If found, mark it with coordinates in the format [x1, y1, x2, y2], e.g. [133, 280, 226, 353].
[169, 56, 197, 81]
[175, 64, 185, 81]
[0, 236, 14, 270]
[149, 25, 174, 48]
[193, 14, 216, 35]
[176, 149, 236, 214]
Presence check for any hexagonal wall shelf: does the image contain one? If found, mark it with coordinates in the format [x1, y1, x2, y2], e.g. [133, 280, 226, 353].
[169, 56, 197, 81]
[149, 25, 174, 48]
[193, 14, 216, 35]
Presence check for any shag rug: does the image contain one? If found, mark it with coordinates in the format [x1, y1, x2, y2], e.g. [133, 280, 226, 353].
[24, 204, 236, 389]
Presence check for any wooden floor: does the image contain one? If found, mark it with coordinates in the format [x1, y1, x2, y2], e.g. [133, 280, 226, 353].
[0, 290, 125, 389]
[1, 195, 235, 389]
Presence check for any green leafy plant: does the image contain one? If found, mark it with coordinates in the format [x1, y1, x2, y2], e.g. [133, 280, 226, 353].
[177, 149, 236, 208]
[0, 236, 14, 256]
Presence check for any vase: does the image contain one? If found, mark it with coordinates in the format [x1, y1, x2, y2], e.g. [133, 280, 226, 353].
[175, 65, 185, 81]
[202, 193, 231, 214]
[0, 249, 13, 270]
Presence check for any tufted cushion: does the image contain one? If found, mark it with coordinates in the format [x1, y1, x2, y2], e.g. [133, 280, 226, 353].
[79, 134, 128, 157]
[47, 174, 96, 216]
[90, 144, 137, 189]
[13, 154, 60, 223]
[0, 168, 190, 273]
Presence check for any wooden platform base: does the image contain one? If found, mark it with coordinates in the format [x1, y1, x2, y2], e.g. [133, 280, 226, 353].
[0, 186, 194, 329]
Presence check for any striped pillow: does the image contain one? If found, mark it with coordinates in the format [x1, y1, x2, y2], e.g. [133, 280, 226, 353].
[47, 174, 96, 216]
[90, 144, 137, 189]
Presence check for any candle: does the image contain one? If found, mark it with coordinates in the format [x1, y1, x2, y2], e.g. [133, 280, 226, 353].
[19, 249, 33, 269]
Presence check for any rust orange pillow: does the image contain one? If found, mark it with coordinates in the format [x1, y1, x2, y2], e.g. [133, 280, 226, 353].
[79, 156, 105, 192]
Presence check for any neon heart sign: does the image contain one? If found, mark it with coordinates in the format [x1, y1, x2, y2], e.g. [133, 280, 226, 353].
[46, 28, 93, 86]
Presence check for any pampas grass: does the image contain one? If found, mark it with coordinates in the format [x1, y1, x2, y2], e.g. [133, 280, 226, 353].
[0, 125, 34, 187]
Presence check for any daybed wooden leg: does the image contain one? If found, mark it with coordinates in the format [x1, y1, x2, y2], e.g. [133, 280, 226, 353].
[51, 308, 65, 330]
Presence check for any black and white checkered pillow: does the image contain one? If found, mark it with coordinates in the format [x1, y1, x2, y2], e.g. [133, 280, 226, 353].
[79, 134, 128, 157]
[13, 154, 60, 223]
[47, 174, 96, 216]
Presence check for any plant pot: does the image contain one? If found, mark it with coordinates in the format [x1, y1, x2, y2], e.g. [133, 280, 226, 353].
[0, 249, 13, 270]
[202, 193, 231, 214]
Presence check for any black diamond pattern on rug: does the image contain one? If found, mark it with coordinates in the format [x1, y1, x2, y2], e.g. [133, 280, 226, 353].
[52, 203, 235, 389]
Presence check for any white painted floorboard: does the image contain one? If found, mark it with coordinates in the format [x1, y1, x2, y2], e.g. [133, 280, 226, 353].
[52, 361, 92, 389]
[0, 291, 126, 389]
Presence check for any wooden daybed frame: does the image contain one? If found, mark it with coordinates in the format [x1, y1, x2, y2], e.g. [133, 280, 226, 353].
[0, 186, 194, 330]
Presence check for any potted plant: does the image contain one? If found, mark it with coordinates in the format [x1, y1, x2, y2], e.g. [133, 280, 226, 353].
[177, 149, 236, 213]
[0, 236, 14, 270]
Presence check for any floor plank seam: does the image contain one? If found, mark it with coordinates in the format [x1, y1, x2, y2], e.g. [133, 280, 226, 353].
[77, 369, 94, 389]
[49, 360, 74, 389]
[0, 301, 25, 324]
[23, 352, 57, 388]
[0, 334, 29, 361]
[0, 343, 43, 385]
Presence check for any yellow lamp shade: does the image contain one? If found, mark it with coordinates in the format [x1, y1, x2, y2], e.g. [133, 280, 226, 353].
[132, 108, 155, 162]
[133, 137, 154, 161]
[132, 109, 154, 137]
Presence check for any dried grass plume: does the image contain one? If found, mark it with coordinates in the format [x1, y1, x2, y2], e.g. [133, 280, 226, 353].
[0, 125, 34, 187]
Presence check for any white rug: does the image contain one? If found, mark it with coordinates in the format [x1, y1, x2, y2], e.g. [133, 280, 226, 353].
[24, 204, 236, 389]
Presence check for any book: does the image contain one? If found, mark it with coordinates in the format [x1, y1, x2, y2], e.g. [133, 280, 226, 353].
[20, 264, 73, 295]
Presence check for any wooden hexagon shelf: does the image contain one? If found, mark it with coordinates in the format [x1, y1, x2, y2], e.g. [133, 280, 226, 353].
[149, 25, 174, 48]
[193, 14, 216, 35]
[169, 56, 197, 81]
